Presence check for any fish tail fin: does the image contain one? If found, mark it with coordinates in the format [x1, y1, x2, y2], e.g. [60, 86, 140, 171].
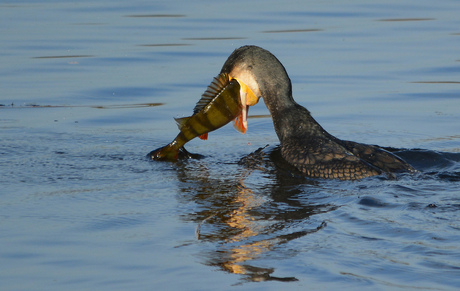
[148, 143, 181, 161]
[233, 111, 247, 134]
[198, 133, 208, 140]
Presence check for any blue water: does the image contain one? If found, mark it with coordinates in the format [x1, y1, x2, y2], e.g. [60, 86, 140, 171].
[1, 0, 459, 290]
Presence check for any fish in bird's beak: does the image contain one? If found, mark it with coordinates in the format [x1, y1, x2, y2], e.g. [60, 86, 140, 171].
[229, 76, 260, 133]
[148, 72, 260, 161]
[148, 73, 244, 161]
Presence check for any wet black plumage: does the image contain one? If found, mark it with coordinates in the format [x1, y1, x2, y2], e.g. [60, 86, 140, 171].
[221, 45, 415, 180]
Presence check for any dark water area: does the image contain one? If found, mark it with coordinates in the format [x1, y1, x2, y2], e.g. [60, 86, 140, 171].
[1, 0, 460, 290]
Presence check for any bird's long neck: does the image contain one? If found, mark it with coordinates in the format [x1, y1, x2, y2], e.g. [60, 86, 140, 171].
[266, 97, 327, 145]
[219, 45, 330, 144]
[258, 76, 327, 145]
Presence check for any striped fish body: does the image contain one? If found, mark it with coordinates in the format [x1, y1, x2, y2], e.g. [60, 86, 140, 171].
[176, 77, 242, 141]
[149, 74, 243, 161]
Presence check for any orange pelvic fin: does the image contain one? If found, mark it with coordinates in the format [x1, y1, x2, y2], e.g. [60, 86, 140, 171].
[233, 111, 247, 134]
[198, 133, 208, 140]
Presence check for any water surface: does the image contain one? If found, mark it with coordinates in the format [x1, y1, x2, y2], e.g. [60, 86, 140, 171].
[1, 0, 459, 290]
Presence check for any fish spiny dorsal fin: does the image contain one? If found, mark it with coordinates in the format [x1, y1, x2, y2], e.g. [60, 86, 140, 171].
[193, 73, 231, 114]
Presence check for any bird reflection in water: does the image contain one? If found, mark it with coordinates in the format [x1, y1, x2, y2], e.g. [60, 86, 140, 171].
[174, 146, 334, 283]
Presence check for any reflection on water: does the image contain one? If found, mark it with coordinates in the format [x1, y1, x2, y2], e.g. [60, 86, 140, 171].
[171, 145, 460, 283]
[174, 147, 337, 282]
